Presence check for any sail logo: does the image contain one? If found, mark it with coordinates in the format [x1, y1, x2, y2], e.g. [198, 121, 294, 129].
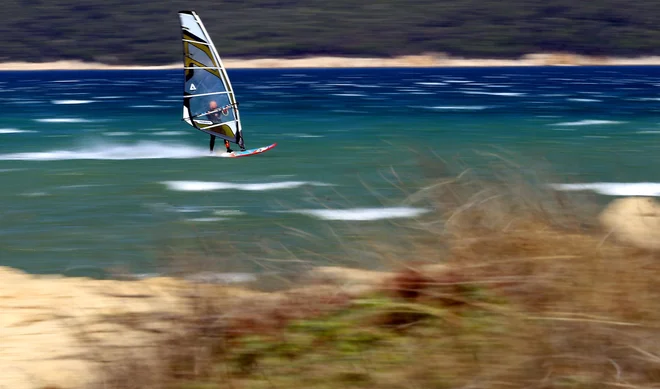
[190, 83, 197, 91]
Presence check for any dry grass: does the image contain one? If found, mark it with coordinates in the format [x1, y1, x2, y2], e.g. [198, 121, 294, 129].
[93, 155, 660, 389]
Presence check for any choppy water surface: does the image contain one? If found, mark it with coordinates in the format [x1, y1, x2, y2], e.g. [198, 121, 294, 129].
[2, 66, 660, 276]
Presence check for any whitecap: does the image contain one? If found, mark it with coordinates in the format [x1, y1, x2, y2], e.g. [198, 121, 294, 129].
[283, 133, 324, 138]
[0, 141, 207, 161]
[550, 182, 660, 197]
[287, 207, 430, 221]
[461, 91, 525, 97]
[422, 106, 493, 111]
[103, 132, 133, 137]
[415, 82, 447, 86]
[0, 128, 35, 134]
[51, 100, 95, 105]
[331, 93, 366, 97]
[550, 120, 624, 126]
[162, 181, 332, 192]
[567, 98, 601, 102]
[186, 217, 227, 222]
[34, 118, 92, 123]
[22, 192, 48, 197]
[152, 131, 187, 136]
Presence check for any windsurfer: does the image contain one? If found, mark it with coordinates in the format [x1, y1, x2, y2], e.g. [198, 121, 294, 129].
[206, 100, 231, 153]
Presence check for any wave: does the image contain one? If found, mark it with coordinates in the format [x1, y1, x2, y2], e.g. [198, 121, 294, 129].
[34, 118, 92, 123]
[550, 120, 624, 126]
[567, 98, 601, 102]
[327, 83, 381, 88]
[103, 132, 133, 136]
[421, 105, 493, 111]
[162, 180, 332, 192]
[332, 93, 366, 97]
[283, 133, 324, 138]
[415, 82, 447, 86]
[0, 141, 207, 161]
[636, 130, 660, 134]
[152, 131, 187, 136]
[51, 99, 95, 105]
[186, 217, 227, 223]
[461, 91, 525, 97]
[130, 105, 168, 108]
[550, 182, 660, 196]
[287, 206, 430, 221]
[0, 128, 35, 134]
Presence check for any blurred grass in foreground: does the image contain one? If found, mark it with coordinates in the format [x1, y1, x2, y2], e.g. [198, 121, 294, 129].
[89, 152, 660, 389]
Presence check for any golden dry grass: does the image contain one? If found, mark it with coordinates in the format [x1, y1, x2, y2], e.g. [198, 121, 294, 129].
[93, 155, 660, 389]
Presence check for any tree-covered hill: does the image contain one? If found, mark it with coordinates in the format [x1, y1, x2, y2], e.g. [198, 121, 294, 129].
[3, 0, 660, 65]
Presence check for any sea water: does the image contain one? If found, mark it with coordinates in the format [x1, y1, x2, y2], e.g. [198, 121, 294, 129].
[2, 66, 660, 276]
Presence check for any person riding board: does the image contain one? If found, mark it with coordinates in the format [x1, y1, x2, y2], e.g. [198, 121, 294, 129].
[206, 100, 243, 154]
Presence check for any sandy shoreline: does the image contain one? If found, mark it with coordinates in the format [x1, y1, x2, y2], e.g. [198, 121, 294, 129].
[2, 53, 660, 71]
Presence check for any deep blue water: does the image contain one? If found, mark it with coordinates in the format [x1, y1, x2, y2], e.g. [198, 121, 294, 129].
[2, 66, 660, 277]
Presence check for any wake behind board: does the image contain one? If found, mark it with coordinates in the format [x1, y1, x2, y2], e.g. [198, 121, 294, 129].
[216, 142, 277, 158]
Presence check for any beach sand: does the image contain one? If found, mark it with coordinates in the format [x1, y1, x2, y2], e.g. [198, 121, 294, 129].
[2, 53, 660, 71]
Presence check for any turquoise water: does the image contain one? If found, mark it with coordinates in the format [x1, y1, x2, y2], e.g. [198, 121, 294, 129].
[2, 66, 660, 276]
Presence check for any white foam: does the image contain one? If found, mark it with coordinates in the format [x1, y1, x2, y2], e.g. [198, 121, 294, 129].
[22, 192, 48, 197]
[51, 99, 95, 105]
[152, 131, 186, 136]
[103, 132, 133, 136]
[0, 128, 35, 134]
[186, 217, 227, 222]
[212, 209, 245, 216]
[332, 93, 366, 97]
[567, 98, 601, 102]
[284, 133, 324, 138]
[52, 79, 80, 83]
[550, 120, 624, 126]
[327, 83, 381, 88]
[130, 105, 167, 108]
[288, 207, 430, 221]
[550, 183, 660, 197]
[162, 181, 331, 192]
[0, 141, 207, 161]
[461, 91, 525, 97]
[636, 130, 660, 134]
[35, 118, 92, 123]
[423, 106, 493, 111]
[415, 82, 447, 86]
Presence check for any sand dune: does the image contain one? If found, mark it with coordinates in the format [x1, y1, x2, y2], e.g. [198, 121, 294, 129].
[2, 53, 660, 71]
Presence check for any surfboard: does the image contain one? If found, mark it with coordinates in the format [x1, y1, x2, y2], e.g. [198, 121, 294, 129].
[178, 11, 275, 158]
[216, 142, 278, 158]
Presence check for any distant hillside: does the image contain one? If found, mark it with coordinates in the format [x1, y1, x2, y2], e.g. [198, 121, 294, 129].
[3, 0, 660, 65]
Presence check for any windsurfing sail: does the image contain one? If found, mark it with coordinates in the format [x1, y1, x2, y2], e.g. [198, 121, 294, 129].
[178, 10, 244, 149]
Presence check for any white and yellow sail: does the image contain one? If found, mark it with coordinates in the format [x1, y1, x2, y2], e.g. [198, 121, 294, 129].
[178, 10, 244, 148]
